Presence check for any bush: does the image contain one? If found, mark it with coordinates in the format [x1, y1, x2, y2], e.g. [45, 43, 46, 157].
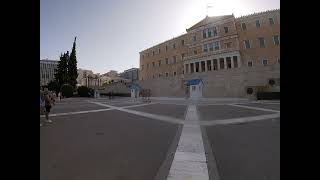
[257, 92, 280, 100]
[47, 80, 60, 93]
[88, 88, 95, 97]
[60, 84, 74, 98]
[77, 86, 90, 97]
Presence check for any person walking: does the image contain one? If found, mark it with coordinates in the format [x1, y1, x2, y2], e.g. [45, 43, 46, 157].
[44, 91, 53, 123]
[40, 92, 45, 127]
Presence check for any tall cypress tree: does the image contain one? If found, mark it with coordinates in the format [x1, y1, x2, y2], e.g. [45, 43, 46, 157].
[68, 37, 78, 88]
[54, 52, 69, 88]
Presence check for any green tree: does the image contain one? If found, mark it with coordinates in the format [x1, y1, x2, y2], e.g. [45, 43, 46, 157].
[68, 37, 78, 88]
[54, 52, 69, 88]
[47, 80, 59, 93]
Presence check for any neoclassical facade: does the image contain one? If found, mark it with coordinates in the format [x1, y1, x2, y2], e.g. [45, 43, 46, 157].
[139, 9, 280, 98]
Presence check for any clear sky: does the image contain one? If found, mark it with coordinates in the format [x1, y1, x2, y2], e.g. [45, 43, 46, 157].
[41, 0, 280, 74]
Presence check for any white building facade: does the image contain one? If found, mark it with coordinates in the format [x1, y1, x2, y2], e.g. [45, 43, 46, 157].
[40, 59, 59, 86]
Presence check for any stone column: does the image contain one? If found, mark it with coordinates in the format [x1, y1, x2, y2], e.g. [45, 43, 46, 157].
[238, 56, 241, 68]
[231, 56, 234, 68]
[224, 57, 227, 70]
[204, 60, 207, 72]
[194, 62, 196, 73]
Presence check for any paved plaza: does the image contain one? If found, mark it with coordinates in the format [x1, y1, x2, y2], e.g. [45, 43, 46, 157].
[40, 97, 280, 180]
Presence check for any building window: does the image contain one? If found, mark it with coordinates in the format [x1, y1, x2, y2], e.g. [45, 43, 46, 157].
[181, 53, 185, 60]
[166, 72, 169, 77]
[147, 53, 149, 57]
[256, 20, 261, 28]
[262, 59, 268, 66]
[165, 58, 168, 64]
[173, 43, 176, 49]
[147, 63, 149, 68]
[159, 74, 161, 77]
[158, 60, 161, 67]
[201, 61, 206, 72]
[203, 29, 207, 39]
[225, 42, 232, 48]
[142, 55, 144, 59]
[158, 48, 161, 53]
[165, 45, 168, 52]
[203, 44, 208, 52]
[213, 27, 217, 36]
[152, 62, 155, 67]
[219, 58, 224, 69]
[190, 63, 194, 73]
[153, 75, 155, 79]
[152, 51, 155, 56]
[213, 59, 218, 70]
[273, 35, 280, 46]
[193, 36, 196, 42]
[207, 60, 212, 71]
[195, 62, 199, 72]
[173, 56, 176, 64]
[248, 61, 253, 67]
[244, 40, 251, 49]
[208, 43, 213, 51]
[258, 37, 266, 48]
[233, 56, 238, 68]
[174, 72, 176, 76]
[186, 64, 189, 73]
[269, 18, 274, 25]
[181, 40, 185, 46]
[213, 41, 219, 50]
[208, 28, 213, 37]
[241, 23, 247, 30]
[194, 50, 197, 55]
[226, 57, 232, 69]
[224, 27, 229, 33]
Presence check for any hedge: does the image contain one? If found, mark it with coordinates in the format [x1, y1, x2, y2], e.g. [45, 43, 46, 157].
[257, 92, 280, 100]
[77, 86, 90, 97]
[60, 84, 74, 98]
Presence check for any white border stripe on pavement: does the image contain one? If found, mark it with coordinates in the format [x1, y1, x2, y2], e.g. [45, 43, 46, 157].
[229, 104, 280, 113]
[167, 105, 211, 180]
[88, 101, 184, 124]
[200, 113, 280, 126]
[40, 108, 113, 118]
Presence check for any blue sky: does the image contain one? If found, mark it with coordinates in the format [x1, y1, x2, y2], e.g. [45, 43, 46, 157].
[41, 0, 280, 74]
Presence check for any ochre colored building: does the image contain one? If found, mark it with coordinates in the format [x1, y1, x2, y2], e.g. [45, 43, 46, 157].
[139, 9, 280, 98]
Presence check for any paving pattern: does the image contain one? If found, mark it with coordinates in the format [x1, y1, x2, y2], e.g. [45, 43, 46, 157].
[40, 97, 280, 180]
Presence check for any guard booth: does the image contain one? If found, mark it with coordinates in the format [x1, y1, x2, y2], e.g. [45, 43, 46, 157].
[186, 79, 204, 99]
[130, 84, 141, 99]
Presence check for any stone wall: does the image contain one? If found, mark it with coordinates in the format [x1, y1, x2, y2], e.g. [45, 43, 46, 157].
[138, 77, 185, 97]
[138, 64, 279, 98]
[99, 82, 131, 94]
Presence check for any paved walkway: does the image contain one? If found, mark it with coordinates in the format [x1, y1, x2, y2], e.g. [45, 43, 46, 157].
[41, 97, 280, 180]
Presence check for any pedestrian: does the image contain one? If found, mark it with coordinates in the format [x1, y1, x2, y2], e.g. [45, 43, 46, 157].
[44, 91, 53, 123]
[40, 92, 45, 126]
[51, 92, 56, 106]
[58, 92, 61, 101]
